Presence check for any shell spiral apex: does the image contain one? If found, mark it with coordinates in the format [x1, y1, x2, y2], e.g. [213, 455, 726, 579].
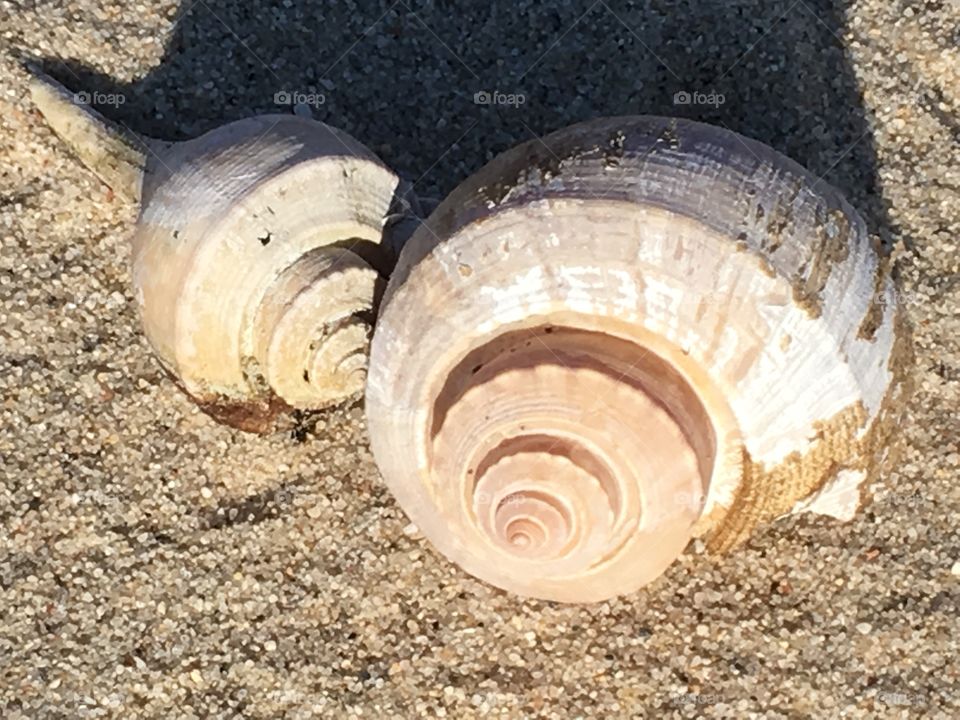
[365, 116, 910, 603]
[29, 69, 418, 431]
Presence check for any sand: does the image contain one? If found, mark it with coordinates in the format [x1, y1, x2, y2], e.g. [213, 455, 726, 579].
[1, 0, 958, 717]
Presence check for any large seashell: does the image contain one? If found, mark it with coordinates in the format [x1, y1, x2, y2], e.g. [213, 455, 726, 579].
[365, 116, 911, 602]
[29, 69, 415, 431]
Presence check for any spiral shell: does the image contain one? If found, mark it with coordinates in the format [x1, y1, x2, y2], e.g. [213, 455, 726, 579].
[366, 116, 910, 602]
[30, 70, 414, 430]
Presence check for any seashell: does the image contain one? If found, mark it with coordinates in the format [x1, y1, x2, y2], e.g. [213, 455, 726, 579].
[29, 69, 416, 431]
[365, 116, 911, 602]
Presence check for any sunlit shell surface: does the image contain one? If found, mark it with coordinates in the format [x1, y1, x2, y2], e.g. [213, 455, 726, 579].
[366, 116, 910, 603]
[30, 71, 411, 431]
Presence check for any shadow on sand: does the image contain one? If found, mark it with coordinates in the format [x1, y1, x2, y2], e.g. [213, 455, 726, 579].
[34, 0, 893, 242]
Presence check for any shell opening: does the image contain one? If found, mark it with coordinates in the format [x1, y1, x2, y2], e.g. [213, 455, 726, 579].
[253, 247, 380, 409]
[429, 324, 714, 582]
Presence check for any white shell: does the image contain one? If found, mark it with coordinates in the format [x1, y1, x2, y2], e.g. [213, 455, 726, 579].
[30, 71, 413, 430]
[366, 117, 910, 602]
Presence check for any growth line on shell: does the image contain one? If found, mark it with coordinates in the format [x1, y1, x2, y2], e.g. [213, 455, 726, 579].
[522, 330, 655, 462]
[514, 117, 633, 205]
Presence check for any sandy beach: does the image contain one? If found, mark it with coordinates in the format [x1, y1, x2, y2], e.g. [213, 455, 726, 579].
[1, 1, 958, 717]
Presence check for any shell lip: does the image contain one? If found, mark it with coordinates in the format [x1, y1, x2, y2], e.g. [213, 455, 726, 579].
[370, 318, 741, 602]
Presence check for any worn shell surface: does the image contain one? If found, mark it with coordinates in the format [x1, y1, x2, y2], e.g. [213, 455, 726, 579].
[365, 116, 910, 603]
[30, 71, 412, 431]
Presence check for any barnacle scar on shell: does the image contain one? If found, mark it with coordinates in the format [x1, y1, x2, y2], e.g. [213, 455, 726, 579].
[29, 68, 418, 431]
[365, 116, 911, 603]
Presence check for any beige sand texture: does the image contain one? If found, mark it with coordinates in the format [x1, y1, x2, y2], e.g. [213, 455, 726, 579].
[1, 1, 958, 718]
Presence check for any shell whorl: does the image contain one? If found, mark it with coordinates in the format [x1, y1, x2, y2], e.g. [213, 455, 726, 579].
[366, 116, 908, 602]
[250, 246, 379, 408]
[29, 68, 411, 430]
[427, 326, 714, 599]
[130, 115, 403, 429]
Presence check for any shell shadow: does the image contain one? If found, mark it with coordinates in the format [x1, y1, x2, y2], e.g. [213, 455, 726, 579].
[33, 0, 893, 242]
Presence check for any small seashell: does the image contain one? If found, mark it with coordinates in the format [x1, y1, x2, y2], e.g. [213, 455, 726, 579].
[365, 116, 911, 602]
[28, 68, 418, 431]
